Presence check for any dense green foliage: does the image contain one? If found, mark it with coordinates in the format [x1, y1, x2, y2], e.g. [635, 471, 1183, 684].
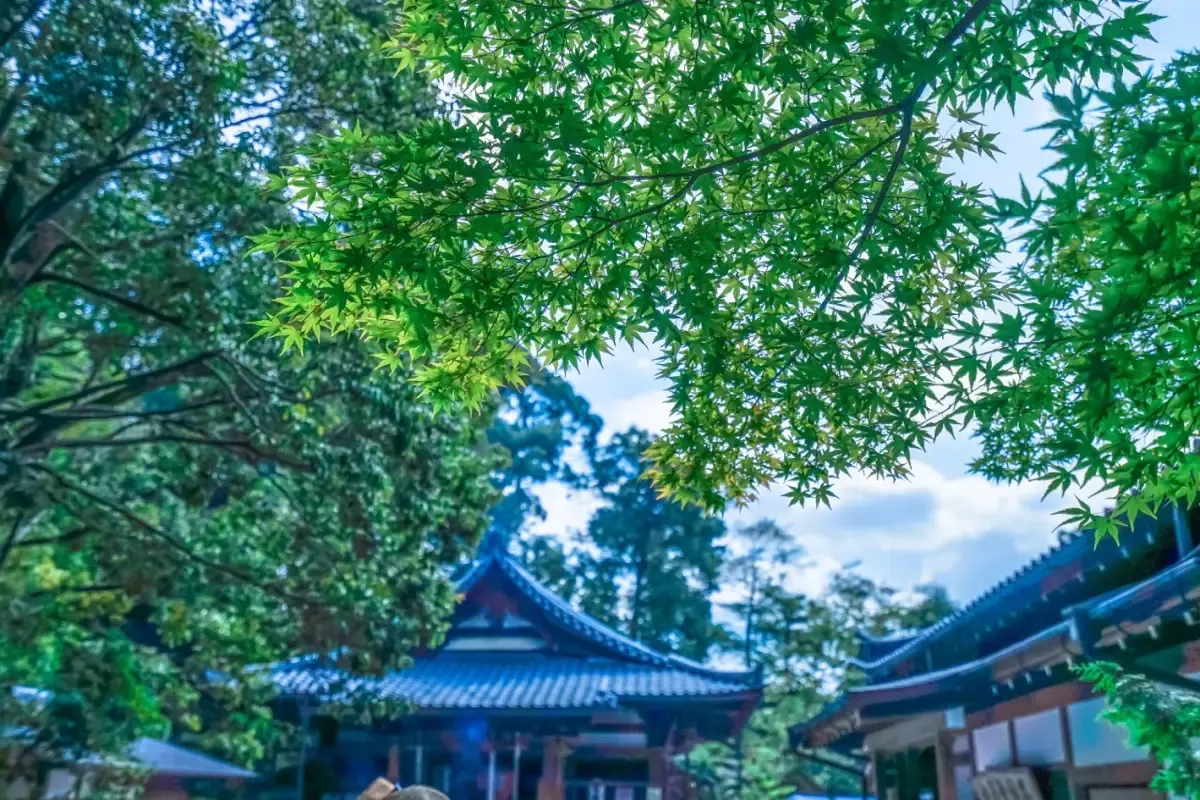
[979, 52, 1200, 536]
[1080, 662, 1200, 798]
[261, 0, 1157, 519]
[0, 0, 498, 785]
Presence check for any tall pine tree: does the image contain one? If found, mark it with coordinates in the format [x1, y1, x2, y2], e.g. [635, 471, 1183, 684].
[583, 428, 727, 661]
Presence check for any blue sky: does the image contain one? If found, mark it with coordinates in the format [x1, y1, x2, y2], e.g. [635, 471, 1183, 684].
[527, 0, 1200, 606]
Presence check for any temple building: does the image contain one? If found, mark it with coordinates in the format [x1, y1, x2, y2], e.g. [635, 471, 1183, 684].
[265, 535, 762, 800]
[791, 506, 1200, 800]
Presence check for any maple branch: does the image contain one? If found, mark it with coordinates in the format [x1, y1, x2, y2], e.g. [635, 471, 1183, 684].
[510, 0, 646, 45]
[816, 104, 915, 315]
[813, 0, 995, 314]
[563, 104, 906, 187]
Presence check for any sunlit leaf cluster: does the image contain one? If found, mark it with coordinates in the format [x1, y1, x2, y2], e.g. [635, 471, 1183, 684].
[972, 52, 1200, 536]
[263, 0, 1152, 509]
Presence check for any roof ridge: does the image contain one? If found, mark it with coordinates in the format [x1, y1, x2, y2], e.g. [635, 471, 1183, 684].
[473, 549, 757, 685]
[854, 526, 1094, 672]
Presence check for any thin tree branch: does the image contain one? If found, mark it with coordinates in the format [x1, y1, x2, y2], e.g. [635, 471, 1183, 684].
[26, 584, 124, 600]
[508, 0, 646, 46]
[16, 433, 262, 454]
[30, 271, 184, 326]
[22, 397, 229, 422]
[564, 104, 907, 187]
[202, 363, 265, 433]
[0, 512, 26, 570]
[29, 465, 318, 606]
[14, 525, 93, 549]
[816, 105, 915, 315]
[6, 111, 156, 265]
[810, 0, 995, 316]
[5, 351, 219, 421]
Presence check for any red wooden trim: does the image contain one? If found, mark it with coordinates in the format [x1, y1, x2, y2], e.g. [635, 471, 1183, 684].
[966, 682, 1094, 729]
[1058, 706, 1075, 768]
[1070, 759, 1158, 787]
[1181, 640, 1200, 673]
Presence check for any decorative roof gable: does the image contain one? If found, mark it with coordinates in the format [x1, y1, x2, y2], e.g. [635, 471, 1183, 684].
[456, 544, 760, 684]
[270, 537, 762, 712]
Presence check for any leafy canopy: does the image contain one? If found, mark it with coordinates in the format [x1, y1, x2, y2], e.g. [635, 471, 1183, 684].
[976, 52, 1200, 537]
[1080, 662, 1200, 798]
[260, 0, 1154, 513]
[0, 0, 497, 777]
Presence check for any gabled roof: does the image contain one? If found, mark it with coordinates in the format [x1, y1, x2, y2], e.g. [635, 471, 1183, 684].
[854, 631, 920, 663]
[272, 537, 761, 712]
[458, 540, 759, 684]
[129, 739, 257, 779]
[273, 652, 754, 710]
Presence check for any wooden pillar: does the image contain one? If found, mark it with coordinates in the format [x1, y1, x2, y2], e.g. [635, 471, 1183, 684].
[488, 748, 497, 800]
[537, 739, 570, 800]
[514, 740, 523, 800]
[387, 744, 400, 784]
[648, 747, 666, 794]
[935, 733, 957, 800]
[414, 733, 425, 786]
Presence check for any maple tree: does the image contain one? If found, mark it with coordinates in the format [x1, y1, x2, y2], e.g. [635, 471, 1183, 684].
[260, 0, 1160, 525]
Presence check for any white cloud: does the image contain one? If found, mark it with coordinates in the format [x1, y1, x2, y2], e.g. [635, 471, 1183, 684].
[527, 482, 604, 540]
[602, 388, 675, 436]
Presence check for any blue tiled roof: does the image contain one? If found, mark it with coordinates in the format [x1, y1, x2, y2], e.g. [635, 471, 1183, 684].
[792, 551, 1200, 750]
[271, 545, 760, 710]
[460, 547, 758, 683]
[853, 509, 1167, 676]
[272, 652, 753, 710]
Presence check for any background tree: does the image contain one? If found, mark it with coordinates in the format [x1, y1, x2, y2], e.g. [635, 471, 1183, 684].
[487, 366, 601, 540]
[0, 0, 498, 782]
[261, 0, 1155, 518]
[697, 569, 957, 799]
[575, 428, 727, 659]
[721, 518, 804, 668]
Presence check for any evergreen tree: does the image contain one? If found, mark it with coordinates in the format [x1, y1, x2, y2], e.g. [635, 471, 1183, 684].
[583, 428, 727, 660]
[0, 0, 498, 780]
[721, 518, 804, 668]
[702, 568, 957, 798]
[487, 367, 601, 540]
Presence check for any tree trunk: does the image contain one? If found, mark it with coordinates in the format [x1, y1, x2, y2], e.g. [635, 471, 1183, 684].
[629, 517, 651, 641]
[743, 570, 759, 668]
